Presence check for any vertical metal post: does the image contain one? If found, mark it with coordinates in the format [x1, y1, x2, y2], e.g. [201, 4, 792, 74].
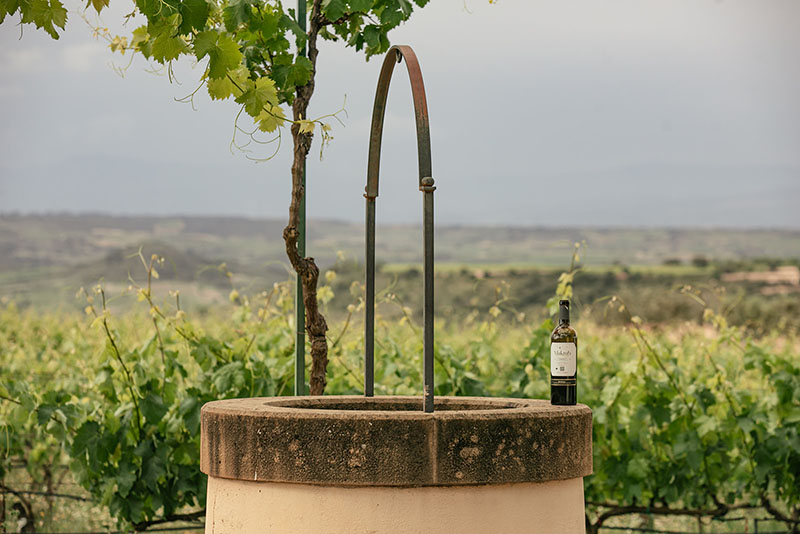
[421, 177, 435, 413]
[365, 197, 376, 397]
[294, 0, 307, 397]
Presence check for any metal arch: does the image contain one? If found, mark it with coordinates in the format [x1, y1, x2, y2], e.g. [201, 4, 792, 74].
[365, 45, 432, 198]
[364, 45, 436, 413]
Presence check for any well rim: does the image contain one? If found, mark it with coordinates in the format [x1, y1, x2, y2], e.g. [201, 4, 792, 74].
[201, 395, 592, 487]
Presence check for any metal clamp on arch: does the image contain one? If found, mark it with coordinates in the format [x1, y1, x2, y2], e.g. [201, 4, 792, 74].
[364, 45, 436, 413]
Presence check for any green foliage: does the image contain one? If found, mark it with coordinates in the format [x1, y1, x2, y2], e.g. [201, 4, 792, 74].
[319, 0, 428, 57]
[2, 258, 799, 529]
[576, 301, 800, 530]
[1, 253, 298, 527]
[194, 30, 243, 78]
[1, 0, 426, 144]
[0, 0, 68, 38]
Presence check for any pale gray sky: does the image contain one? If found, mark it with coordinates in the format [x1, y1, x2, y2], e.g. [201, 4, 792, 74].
[1, 0, 799, 227]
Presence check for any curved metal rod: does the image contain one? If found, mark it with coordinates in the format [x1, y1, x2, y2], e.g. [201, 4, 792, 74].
[366, 46, 432, 196]
[364, 45, 436, 413]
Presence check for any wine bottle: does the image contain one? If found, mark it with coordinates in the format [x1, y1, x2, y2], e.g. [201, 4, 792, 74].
[550, 299, 577, 405]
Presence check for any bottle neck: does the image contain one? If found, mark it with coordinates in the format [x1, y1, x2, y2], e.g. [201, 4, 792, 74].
[558, 305, 570, 325]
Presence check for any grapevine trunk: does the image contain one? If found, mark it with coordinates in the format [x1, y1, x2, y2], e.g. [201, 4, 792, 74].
[282, 0, 328, 395]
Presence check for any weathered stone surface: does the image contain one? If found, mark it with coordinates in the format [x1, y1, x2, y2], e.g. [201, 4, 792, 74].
[200, 396, 592, 486]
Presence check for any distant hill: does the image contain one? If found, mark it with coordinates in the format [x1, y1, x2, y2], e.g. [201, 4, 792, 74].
[1, 214, 799, 310]
[3, 214, 799, 272]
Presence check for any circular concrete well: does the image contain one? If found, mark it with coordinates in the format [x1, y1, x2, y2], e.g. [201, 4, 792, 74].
[201, 396, 592, 533]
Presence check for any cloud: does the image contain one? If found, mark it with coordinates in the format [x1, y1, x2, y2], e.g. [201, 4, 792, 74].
[0, 85, 24, 98]
[0, 47, 47, 73]
[0, 41, 105, 74]
[60, 42, 105, 73]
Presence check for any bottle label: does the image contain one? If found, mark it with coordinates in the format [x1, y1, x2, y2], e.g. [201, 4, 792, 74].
[551, 377, 576, 386]
[550, 342, 576, 376]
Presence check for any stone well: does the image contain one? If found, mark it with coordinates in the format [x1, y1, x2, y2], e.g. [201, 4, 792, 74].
[200, 45, 593, 534]
[201, 396, 592, 534]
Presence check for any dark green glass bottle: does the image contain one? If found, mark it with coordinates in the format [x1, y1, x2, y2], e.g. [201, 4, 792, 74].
[550, 299, 577, 405]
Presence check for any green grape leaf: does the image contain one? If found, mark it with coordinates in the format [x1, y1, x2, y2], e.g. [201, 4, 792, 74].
[207, 64, 248, 100]
[128, 498, 145, 524]
[86, 0, 109, 14]
[784, 408, 800, 424]
[140, 392, 168, 424]
[348, 0, 372, 12]
[142, 454, 166, 490]
[36, 403, 56, 425]
[272, 54, 312, 100]
[94, 365, 117, 401]
[151, 34, 188, 62]
[194, 31, 243, 79]
[130, 25, 152, 57]
[222, 0, 254, 31]
[235, 76, 279, 118]
[256, 105, 285, 132]
[736, 415, 755, 435]
[179, 396, 201, 435]
[71, 420, 100, 455]
[362, 24, 380, 49]
[259, 8, 279, 39]
[321, 0, 345, 22]
[626, 456, 650, 480]
[15, 0, 33, 23]
[178, 0, 209, 34]
[210, 361, 246, 392]
[600, 375, 622, 406]
[136, 0, 178, 21]
[378, 5, 402, 26]
[397, 0, 413, 17]
[695, 414, 718, 439]
[0, 1, 9, 25]
[291, 55, 312, 85]
[30, 0, 67, 39]
[297, 118, 314, 134]
[116, 459, 137, 498]
[280, 11, 306, 50]
[148, 13, 188, 62]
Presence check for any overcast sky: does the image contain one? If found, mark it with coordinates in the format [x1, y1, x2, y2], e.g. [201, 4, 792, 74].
[1, 0, 799, 228]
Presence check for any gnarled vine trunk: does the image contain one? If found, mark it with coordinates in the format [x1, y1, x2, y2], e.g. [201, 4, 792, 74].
[283, 0, 328, 395]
